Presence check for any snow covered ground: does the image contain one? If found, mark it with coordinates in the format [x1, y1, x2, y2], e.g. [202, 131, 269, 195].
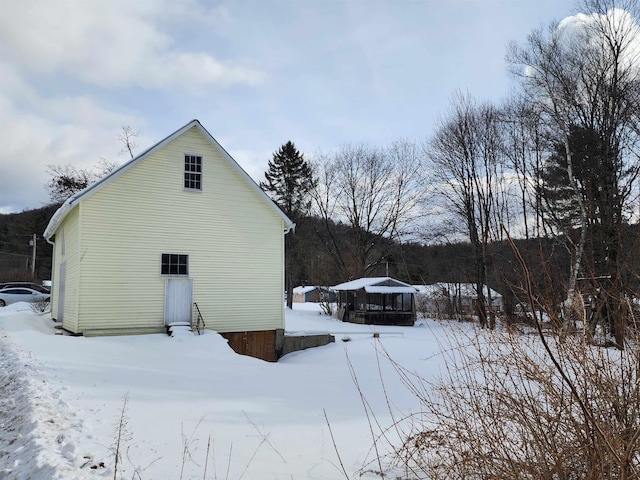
[0, 302, 458, 479]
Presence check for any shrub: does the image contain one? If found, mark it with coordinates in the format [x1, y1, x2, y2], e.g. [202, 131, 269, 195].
[30, 298, 50, 314]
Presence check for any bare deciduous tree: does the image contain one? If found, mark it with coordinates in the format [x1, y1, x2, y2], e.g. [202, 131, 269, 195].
[117, 125, 139, 159]
[426, 92, 507, 328]
[310, 141, 426, 280]
[45, 126, 138, 205]
[501, 96, 548, 240]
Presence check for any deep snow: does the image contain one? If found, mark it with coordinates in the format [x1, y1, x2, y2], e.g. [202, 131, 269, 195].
[0, 302, 455, 479]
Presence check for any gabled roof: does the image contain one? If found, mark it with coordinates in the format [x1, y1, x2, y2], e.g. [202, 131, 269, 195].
[44, 119, 294, 241]
[333, 277, 416, 292]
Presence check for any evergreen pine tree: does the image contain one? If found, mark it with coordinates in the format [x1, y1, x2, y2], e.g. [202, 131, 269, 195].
[260, 141, 314, 309]
[540, 126, 612, 233]
[260, 141, 314, 221]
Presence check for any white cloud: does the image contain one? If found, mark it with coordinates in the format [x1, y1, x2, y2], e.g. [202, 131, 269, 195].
[0, 0, 268, 211]
[0, 62, 147, 211]
[0, 0, 264, 92]
[155, 0, 232, 29]
[154, 52, 265, 91]
[557, 7, 640, 72]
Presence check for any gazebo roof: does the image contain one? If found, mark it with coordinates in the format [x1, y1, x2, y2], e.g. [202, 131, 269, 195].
[333, 277, 416, 293]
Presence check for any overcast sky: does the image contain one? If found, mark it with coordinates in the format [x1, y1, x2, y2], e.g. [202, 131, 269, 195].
[0, 0, 577, 214]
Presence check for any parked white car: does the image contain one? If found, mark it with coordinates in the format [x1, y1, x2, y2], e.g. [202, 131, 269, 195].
[0, 287, 51, 307]
[0, 282, 50, 293]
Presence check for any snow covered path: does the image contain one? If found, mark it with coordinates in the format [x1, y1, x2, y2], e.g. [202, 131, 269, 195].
[0, 309, 97, 479]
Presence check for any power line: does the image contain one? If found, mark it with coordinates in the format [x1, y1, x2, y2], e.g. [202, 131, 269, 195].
[0, 250, 29, 258]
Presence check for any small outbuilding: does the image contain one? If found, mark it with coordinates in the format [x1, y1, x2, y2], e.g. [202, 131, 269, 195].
[333, 277, 417, 326]
[292, 286, 336, 303]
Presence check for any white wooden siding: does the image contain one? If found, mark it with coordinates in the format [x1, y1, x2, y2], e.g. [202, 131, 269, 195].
[50, 205, 81, 332]
[74, 126, 285, 334]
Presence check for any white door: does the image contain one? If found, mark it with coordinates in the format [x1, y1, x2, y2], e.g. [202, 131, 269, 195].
[57, 261, 66, 322]
[164, 278, 193, 326]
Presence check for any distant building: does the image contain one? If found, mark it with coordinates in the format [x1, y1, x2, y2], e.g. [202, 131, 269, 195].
[292, 286, 336, 303]
[414, 283, 503, 318]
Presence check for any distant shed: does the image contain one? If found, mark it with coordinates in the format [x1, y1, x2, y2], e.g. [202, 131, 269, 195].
[292, 286, 336, 303]
[333, 277, 417, 326]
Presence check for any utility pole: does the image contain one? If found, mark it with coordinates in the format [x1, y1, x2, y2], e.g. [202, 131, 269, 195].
[30, 234, 36, 278]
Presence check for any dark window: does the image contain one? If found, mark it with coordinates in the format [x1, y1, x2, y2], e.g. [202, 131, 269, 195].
[184, 155, 202, 190]
[161, 254, 188, 275]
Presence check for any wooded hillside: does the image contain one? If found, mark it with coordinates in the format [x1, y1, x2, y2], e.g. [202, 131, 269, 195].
[0, 204, 58, 283]
[3, 204, 637, 315]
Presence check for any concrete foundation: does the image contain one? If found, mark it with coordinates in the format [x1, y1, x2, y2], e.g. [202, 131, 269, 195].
[279, 332, 335, 357]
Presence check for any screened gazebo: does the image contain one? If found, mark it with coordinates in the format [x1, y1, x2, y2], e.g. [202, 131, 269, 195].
[333, 277, 418, 326]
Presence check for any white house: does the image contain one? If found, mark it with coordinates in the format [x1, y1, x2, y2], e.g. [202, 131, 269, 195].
[44, 120, 294, 361]
[414, 282, 503, 318]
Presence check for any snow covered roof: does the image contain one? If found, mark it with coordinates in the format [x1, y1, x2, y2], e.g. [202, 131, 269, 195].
[293, 286, 319, 294]
[44, 119, 295, 241]
[333, 277, 415, 291]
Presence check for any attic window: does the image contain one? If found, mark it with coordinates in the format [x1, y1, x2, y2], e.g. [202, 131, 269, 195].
[184, 155, 202, 190]
[161, 254, 188, 276]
